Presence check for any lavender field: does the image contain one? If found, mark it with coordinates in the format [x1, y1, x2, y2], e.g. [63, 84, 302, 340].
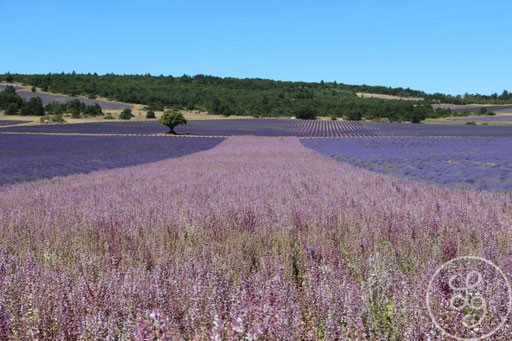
[3, 119, 512, 137]
[0, 85, 131, 109]
[448, 115, 512, 122]
[0, 134, 224, 185]
[0, 120, 29, 126]
[0, 119, 376, 137]
[302, 137, 512, 191]
[0, 135, 511, 340]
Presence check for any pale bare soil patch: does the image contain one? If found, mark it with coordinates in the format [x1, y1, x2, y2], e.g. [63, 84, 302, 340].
[356, 92, 424, 101]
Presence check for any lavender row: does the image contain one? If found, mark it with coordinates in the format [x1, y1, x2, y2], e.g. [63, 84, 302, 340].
[302, 137, 512, 191]
[0, 85, 131, 109]
[0, 120, 30, 126]
[0, 120, 302, 136]
[0, 134, 224, 185]
[448, 115, 512, 121]
[369, 122, 512, 136]
[0, 121, 169, 134]
[433, 103, 512, 113]
[0, 136, 510, 339]
[3, 119, 512, 137]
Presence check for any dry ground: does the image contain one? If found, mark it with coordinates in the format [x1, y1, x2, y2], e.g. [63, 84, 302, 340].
[356, 92, 424, 101]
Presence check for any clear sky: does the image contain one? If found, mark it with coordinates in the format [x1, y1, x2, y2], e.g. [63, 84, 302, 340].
[1, 0, 510, 95]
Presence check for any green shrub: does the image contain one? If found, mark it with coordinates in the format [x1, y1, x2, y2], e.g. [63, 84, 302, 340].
[295, 105, 317, 120]
[146, 110, 156, 119]
[5, 103, 18, 115]
[40, 114, 66, 124]
[20, 97, 45, 116]
[119, 108, 134, 120]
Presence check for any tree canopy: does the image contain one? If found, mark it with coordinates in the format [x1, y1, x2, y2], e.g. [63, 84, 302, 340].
[159, 109, 187, 134]
[2, 73, 509, 122]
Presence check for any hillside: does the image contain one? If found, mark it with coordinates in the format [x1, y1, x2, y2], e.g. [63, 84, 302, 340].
[2, 73, 512, 123]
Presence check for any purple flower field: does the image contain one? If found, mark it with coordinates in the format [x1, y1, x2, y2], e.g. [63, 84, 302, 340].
[448, 115, 512, 122]
[433, 104, 512, 113]
[369, 122, 512, 137]
[0, 121, 170, 135]
[0, 136, 511, 339]
[302, 137, 512, 191]
[0, 120, 376, 137]
[0, 85, 131, 109]
[2, 119, 512, 137]
[0, 120, 29, 126]
[0, 134, 224, 186]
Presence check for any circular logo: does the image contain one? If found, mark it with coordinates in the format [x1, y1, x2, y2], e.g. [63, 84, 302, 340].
[426, 256, 512, 340]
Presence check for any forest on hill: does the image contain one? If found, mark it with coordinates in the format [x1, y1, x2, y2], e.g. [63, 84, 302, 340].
[2, 72, 511, 122]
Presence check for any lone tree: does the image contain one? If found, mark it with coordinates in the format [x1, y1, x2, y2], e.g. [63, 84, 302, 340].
[159, 109, 187, 134]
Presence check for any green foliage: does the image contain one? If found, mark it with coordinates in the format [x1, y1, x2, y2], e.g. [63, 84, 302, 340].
[465, 121, 477, 125]
[0, 85, 24, 112]
[40, 113, 66, 124]
[159, 109, 187, 133]
[295, 104, 316, 120]
[4, 73, 511, 123]
[20, 97, 45, 116]
[119, 108, 134, 120]
[104, 113, 114, 120]
[410, 105, 431, 123]
[83, 103, 103, 117]
[67, 99, 85, 116]
[208, 96, 235, 116]
[45, 102, 64, 116]
[344, 109, 362, 121]
[5, 103, 18, 115]
[146, 110, 156, 119]
[31, 86, 36, 92]
[145, 102, 164, 111]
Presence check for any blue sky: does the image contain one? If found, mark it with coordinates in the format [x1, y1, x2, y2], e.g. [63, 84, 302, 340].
[1, 0, 510, 95]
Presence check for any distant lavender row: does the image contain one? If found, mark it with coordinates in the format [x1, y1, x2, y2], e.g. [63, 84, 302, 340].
[0, 134, 224, 185]
[448, 115, 512, 121]
[0, 85, 131, 109]
[0, 136, 511, 339]
[302, 137, 512, 191]
[0, 121, 169, 134]
[0, 119, 376, 137]
[0, 85, 22, 90]
[2, 119, 512, 137]
[0, 120, 30, 126]
[175, 119, 379, 137]
[433, 104, 512, 113]
[369, 122, 512, 137]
